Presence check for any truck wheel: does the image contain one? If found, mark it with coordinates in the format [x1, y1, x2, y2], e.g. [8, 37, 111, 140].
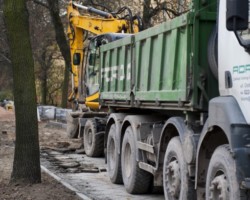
[208, 26, 218, 79]
[66, 112, 79, 138]
[163, 136, 195, 200]
[83, 119, 104, 157]
[206, 145, 247, 200]
[121, 126, 152, 194]
[107, 124, 123, 184]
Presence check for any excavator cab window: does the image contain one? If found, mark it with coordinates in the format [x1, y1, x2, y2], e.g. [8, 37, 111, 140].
[84, 34, 131, 96]
[85, 38, 100, 96]
[88, 53, 96, 66]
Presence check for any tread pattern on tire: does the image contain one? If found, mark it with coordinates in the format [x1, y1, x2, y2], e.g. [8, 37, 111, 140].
[207, 26, 218, 79]
[128, 167, 152, 194]
[107, 124, 123, 184]
[121, 126, 152, 194]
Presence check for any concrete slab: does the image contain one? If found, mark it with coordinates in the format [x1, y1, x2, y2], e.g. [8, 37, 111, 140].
[41, 153, 164, 200]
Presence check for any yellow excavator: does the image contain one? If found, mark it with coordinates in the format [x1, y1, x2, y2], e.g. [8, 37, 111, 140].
[66, 1, 141, 157]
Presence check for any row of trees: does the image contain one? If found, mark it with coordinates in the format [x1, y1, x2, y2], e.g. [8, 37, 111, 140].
[0, 0, 12, 100]
[1, 0, 69, 106]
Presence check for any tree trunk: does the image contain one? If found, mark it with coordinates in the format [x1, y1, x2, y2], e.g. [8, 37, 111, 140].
[4, 0, 41, 183]
[41, 52, 47, 105]
[47, 0, 70, 108]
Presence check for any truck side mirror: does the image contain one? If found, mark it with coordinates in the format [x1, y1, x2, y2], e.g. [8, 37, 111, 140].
[226, 0, 248, 31]
[73, 53, 81, 65]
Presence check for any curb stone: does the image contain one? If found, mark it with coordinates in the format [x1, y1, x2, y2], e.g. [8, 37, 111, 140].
[41, 165, 92, 200]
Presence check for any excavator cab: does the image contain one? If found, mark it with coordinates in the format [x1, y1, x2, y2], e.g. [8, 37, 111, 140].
[84, 33, 132, 110]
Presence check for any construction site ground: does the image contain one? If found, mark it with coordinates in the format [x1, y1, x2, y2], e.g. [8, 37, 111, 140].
[0, 107, 164, 200]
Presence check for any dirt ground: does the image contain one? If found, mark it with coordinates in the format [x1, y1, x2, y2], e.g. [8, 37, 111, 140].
[0, 107, 82, 200]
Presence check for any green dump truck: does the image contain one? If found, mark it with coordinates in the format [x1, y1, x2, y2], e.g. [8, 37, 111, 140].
[72, 0, 250, 199]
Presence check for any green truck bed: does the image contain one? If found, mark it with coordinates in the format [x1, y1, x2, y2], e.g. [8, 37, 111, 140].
[100, 2, 218, 111]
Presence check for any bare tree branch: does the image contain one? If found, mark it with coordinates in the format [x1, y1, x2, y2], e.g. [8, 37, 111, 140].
[149, 2, 188, 19]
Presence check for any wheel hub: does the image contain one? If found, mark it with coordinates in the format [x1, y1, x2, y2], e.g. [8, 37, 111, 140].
[208, 174, 229, 200]
[166, 160, 181, 199]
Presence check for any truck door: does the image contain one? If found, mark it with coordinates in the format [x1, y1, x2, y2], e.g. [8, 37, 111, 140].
[218, 0, 250, 124]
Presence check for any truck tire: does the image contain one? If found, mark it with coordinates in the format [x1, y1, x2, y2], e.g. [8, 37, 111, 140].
[83, 119, 104, 157]
[163, 136, 195, 200]
[207, 26, 218, 79]
[66, 112, 79, 138]
[121, 126, 153, 194]
[107, 124, 123, 184]
[206, 145, 248, 200]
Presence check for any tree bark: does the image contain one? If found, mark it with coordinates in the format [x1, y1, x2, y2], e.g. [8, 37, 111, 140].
[40, 51, 47, 105]
[4, 0, 41, 183]
[47, 0, 70, 108]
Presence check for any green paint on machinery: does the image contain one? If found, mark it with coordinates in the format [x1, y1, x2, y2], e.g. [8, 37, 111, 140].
[100, 0, 218, 112]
